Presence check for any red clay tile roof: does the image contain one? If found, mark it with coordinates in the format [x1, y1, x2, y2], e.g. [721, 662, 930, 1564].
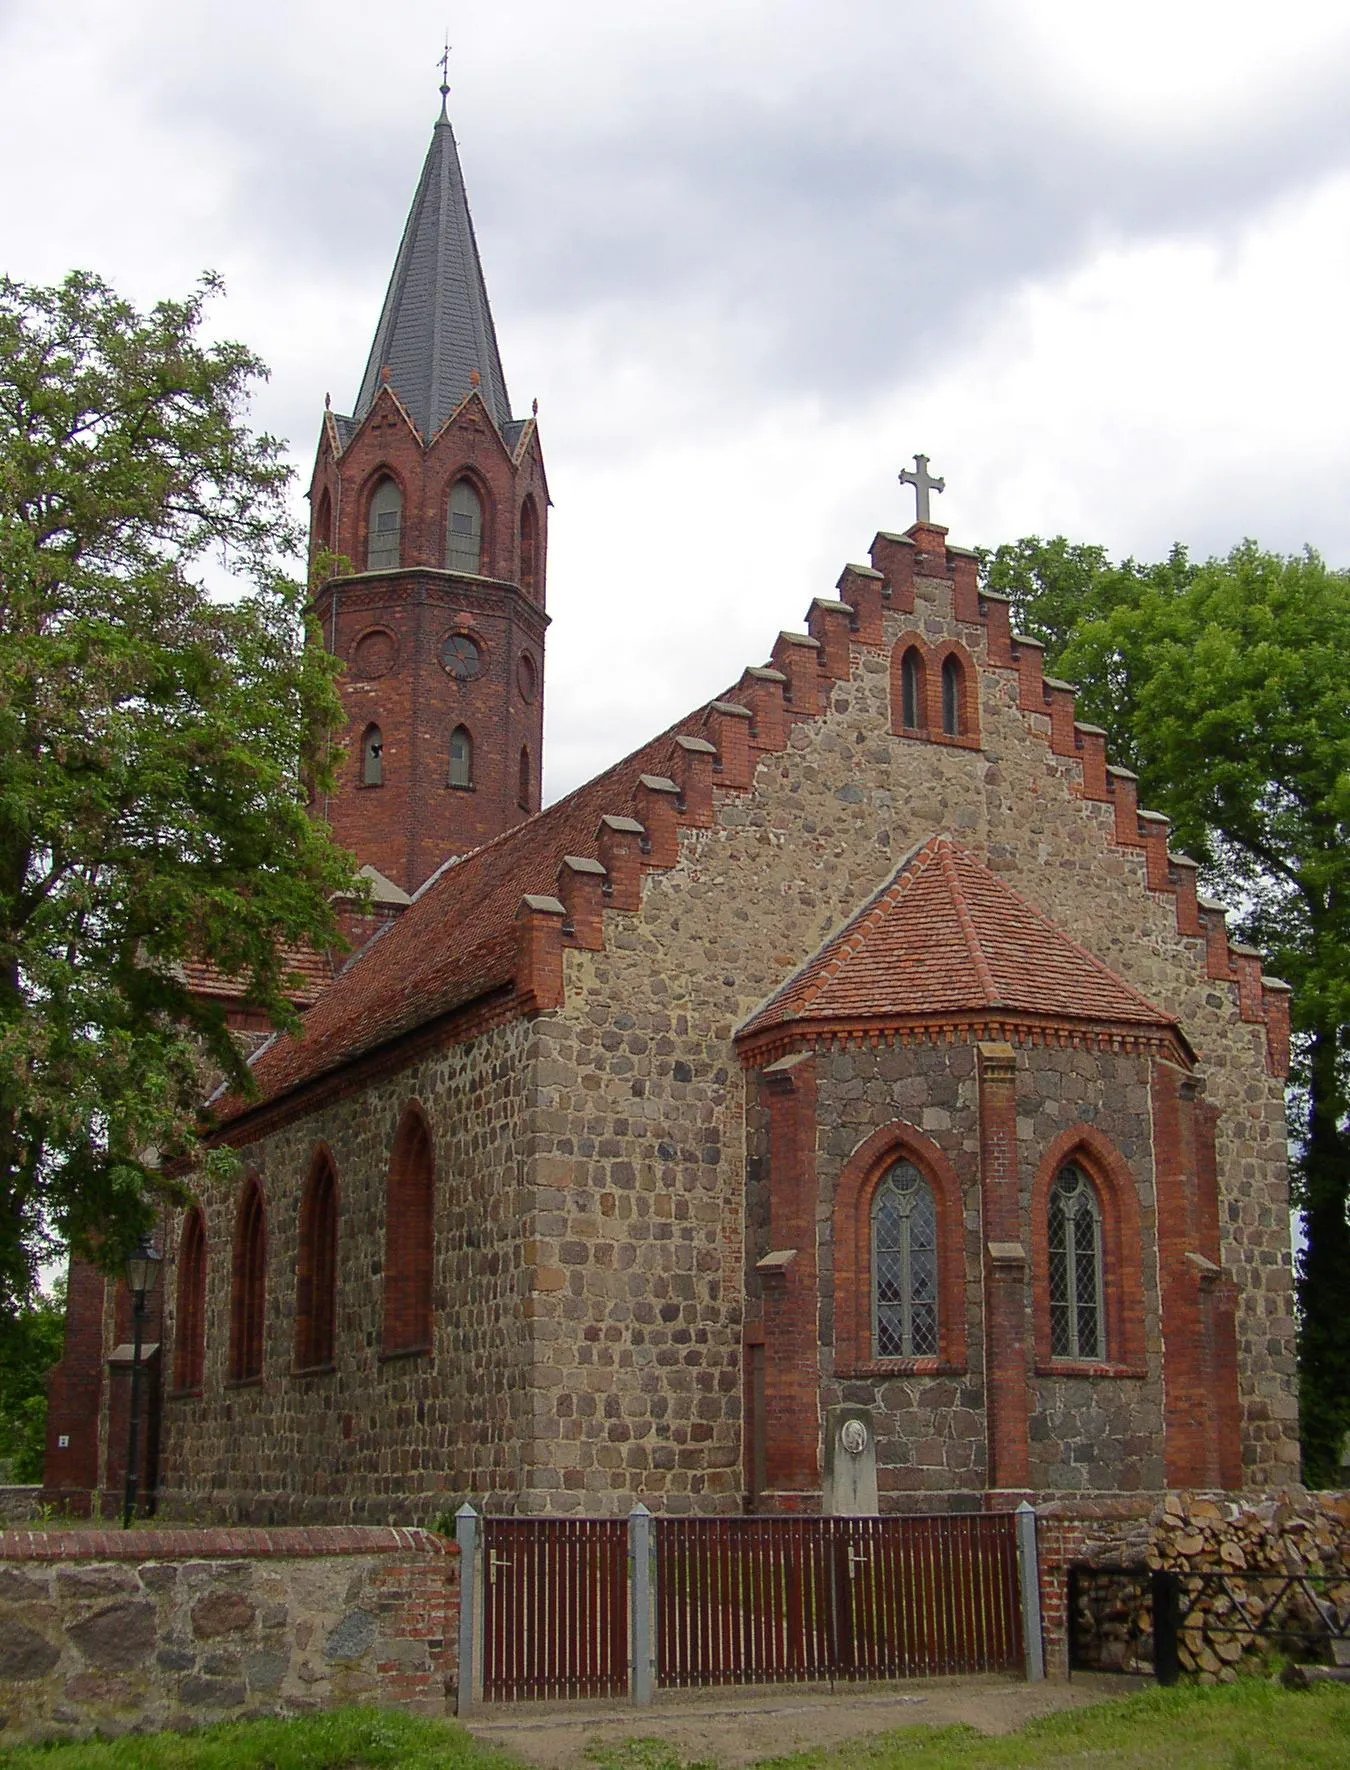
[215, 716, 702, 1123]
[180, 948, 336, 1011]
[738, 834, 1176, 1041]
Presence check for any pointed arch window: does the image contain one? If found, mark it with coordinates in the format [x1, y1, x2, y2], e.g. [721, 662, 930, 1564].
[449, 724, 473, 789]
[383, 1107, 435, 1357]
[173, 1207, 207, 1394]
[314, 488, 333, 556]
[295, 1150, 339, 1372]
[367, 477, 402, 571]
[900, 648, 924, 730]
[1048, 1163, 1104, 1361]
[229, 1178, 266, 1384]
[447, 479, 483, 575]
[519, 497, 538, 594]
[361, 723, 384, 787]
[871, 1161, 939, 1358]
[518, 746, 531, 811]
[941, 655, 962, 736]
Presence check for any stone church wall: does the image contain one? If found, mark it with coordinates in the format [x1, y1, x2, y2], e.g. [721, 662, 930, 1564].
[158, 1016, 536, 1523]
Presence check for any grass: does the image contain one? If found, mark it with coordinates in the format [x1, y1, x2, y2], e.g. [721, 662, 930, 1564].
[1, 1683, 1348, 1770]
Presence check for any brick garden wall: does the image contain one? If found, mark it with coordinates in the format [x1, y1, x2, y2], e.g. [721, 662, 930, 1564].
[0, 1526, 456, 1744]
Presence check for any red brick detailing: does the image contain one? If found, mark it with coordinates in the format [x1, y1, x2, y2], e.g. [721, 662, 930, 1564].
[977, 592, 1015, 667]
[307, 382, 548, 896]
[832, 1121, 968, 1376]
[596, 815, 644, 912]
[1262, 981, 1292, 1079]
[1138, 811, 1173, 893]
[514, 895, 566, 1012]
[759, 1055, 820, 1496]
[1169, 854, 1204, 939]
[928, 639, 982, 747]
[294, 1145, 339, 1373]
[173, 1208, 207, 1395]
[949, 550, 981, 624]
[1044, 683, 1078, 758]
[382, 1105, 434, 1357]
[229, 1175, 267, 1384]
[868, 532, 917, 614]
[43, 1258, 106, 1510]
[703, 701, 754, 790]
[1074, 724, 1110, 800]
[1229, 945, 1265, 1022]
[807, 598, 854, 681]
[1201, 905, 1234, 980]
[771, 631, 823, 716]
[1012, 635, 1045, 712]
[835, 565, 885, 645]
[1029, 1126, 1147, 1379]
[635, 775, 681, 870]
[1106, 768, 1146, 848]
[557, 855, 607, 951]
[890, 636, 928, 736]
[735, 667, 788, 754]
[977, 1044, 1030, 1492]
[674, 734, 717, 827]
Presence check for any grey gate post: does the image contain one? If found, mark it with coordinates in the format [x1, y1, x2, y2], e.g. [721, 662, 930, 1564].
[1016, 1501, 1045, 1681]
[629, 1503, 654, 1704]
[455, 1504, 480, 1713]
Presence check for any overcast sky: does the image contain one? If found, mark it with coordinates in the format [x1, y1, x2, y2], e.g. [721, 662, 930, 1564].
[3, 0, 1348, 798]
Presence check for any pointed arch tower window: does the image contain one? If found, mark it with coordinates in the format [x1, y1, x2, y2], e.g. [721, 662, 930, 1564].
[518, 746, 531, 810]
[447, 480, 483, 574]
[900, 648, 924, 730]
[362, 724, 383, 787]
[449, 725, 473, 788]
[367, 477, 402, 571]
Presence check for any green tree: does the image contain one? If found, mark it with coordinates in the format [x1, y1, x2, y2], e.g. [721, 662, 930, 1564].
[980, 536, 1350, 1483]
[0, 271, 354, 1316]
[0, 1284, 65, 1481]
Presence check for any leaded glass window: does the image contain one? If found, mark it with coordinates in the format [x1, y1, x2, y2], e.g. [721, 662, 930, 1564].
[1048, 1163, 1104, 1360]
[447, 480, 483, 575]
[367, 477, 402, 571]
[871, 1161, 938, 1358]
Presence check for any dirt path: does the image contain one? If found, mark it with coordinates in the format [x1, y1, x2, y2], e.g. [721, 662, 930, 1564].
[462, 1672, 1148, 1768]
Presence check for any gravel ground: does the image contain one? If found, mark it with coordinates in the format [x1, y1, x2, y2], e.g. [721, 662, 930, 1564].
[461, 1672, 1149, 1768]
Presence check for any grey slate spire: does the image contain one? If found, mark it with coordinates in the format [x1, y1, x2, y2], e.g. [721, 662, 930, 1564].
[353, 111, 513, 440]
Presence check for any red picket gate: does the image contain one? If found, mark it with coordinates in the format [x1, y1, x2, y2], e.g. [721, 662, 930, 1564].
[655, 1514, 1023, 1687]
[481, 1516, 629, 1701]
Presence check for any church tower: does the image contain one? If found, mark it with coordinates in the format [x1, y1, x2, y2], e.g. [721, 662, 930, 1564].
[308, 87, 548, 896]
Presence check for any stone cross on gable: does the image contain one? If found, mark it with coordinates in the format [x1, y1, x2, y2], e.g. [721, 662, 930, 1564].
[899, 454, 945, 525]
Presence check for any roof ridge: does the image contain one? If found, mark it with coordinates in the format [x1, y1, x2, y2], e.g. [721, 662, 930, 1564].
[941, 839, 999, 1004]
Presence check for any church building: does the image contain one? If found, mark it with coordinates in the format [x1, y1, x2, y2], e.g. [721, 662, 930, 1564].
[44, 94, 1299, 1522]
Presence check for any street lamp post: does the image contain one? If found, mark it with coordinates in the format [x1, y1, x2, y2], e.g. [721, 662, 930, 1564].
[122, 1235, 162, 1529]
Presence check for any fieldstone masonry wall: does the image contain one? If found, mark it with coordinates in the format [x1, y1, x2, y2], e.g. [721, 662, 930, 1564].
[0, 1527, 456, 1743]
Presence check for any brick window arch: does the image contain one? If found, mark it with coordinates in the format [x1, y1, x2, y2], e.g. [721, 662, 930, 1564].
[361, 723, 383, 787]
[173, 1206, 207, 1394]
[941, 654, 962, 736]
[229, 1176, 267, 1384]
[449, 724, 473, 789]
[519, 496, 538, 595]
[366, 475, 402, 571]
[932, 641, 980, 746]
[834, 1122, 967, 1374]
[899, 646, 925, 731]
[382, 1104, 435, 1358]
[447, 478, 483, 575]
[295, 1147, 339, 1373]
[1031, 1127, 1147, 1376]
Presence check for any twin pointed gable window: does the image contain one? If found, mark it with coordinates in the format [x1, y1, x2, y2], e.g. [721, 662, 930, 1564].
[362, 724, 383, 787]
[941, 655, 962, 736]
[449, 725, 473, 788]
[367, 477, 402, 571]
[1048, 1163, 1105, 1360]
[900, 649, 923, 730]
[447, 479, 483, 574]
[871, 1161, 939, 1358]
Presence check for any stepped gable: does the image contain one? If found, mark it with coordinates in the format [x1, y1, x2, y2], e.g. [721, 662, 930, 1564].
[214, 718, 701, 1122]
[738, 833, 1183, 1047]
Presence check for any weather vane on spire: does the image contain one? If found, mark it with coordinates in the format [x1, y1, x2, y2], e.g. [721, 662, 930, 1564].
[438, 36, 451, 117]
[898, 453, 945, 525]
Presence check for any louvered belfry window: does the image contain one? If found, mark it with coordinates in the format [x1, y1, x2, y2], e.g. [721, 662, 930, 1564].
[1048, 1163, 1104, 1360]
[871, 1161, 939, 1357]
[447, 479, 483, 574]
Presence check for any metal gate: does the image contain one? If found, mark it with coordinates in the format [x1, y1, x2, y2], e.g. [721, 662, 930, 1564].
[655, 1514, 1024, 1688]
[481, 1517, 629, 1701]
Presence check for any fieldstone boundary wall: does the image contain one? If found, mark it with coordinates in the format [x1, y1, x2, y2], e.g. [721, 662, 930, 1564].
[0, 1526, 458, 1744]
[1036, 1490, 1350, 1678]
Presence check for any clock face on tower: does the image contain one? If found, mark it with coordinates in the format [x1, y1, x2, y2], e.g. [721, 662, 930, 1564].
[440, 634, 482, 681]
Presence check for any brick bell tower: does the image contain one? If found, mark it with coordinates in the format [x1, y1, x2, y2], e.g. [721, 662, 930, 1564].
[308, 81, 548, 896]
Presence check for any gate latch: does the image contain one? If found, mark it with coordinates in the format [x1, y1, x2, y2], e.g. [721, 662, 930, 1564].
[847, 1546, 867, 1581]
[489, 1551, 511, 1585]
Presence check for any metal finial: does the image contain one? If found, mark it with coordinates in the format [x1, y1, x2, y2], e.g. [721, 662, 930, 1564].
[532, 397, 538, 417]
[898, 453, 945, 525]
[438, 36, 451, 118]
